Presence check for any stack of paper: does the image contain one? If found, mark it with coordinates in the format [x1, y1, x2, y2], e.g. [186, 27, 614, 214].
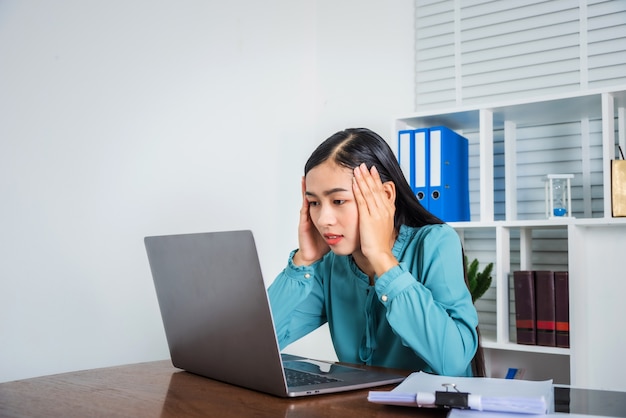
[368, 371, 553, 416]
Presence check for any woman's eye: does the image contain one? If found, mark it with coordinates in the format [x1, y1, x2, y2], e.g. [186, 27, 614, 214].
[308, 201, 320, 207]
[333, 200, 346, 205]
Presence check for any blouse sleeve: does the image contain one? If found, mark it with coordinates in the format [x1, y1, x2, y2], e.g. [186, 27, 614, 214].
[267, 250, 327, 349]
[374, 225, 478, 376]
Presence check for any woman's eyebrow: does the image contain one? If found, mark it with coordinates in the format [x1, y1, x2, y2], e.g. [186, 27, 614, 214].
[305, 187, 350, 197]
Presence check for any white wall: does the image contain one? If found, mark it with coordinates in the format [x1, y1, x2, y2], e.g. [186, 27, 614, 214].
[0, 0, 414, 382]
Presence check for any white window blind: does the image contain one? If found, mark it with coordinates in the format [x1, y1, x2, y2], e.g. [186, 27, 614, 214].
[415, 0, 626, 109]
[587, 0, 626, 88]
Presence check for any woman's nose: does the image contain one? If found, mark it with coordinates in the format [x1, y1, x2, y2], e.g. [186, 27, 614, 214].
[317, 205, 336, 226]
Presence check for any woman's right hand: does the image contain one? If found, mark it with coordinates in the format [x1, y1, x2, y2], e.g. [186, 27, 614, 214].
[293, 177, 330, 266]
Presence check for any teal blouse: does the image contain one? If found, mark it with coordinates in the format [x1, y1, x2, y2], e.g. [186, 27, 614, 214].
[267, 223, 478, 376]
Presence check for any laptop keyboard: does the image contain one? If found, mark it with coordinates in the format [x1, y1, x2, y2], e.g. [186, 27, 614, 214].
[285, 367, 341, 386]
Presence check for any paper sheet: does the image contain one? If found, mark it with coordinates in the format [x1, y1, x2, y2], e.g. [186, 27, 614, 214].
[368, 371, 553, 415]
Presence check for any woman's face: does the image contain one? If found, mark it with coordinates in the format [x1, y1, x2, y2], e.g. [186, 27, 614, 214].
[304, 160, 360, 256]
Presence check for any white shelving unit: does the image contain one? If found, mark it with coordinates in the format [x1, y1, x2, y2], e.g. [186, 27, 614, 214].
[393, 86, 626, 390]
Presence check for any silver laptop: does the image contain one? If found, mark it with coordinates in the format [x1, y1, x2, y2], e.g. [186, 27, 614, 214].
[144, 229, 405, 397]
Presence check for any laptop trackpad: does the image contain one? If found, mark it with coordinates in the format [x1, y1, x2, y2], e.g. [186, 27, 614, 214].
[283, 359, 363, 375]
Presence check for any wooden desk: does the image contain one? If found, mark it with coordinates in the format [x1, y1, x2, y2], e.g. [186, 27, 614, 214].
[2, 360, 626, 417]
[0, 360, 440, 418]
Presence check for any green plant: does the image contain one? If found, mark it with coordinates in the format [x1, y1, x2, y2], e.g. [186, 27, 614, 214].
[465, 256, 493, 303]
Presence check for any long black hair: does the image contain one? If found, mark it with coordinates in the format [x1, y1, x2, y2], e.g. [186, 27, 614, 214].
[305, 127, 443, 230]
[305, 127, 486, 377]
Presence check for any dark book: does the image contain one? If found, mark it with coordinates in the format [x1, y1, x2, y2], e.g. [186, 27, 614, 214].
[535, 270, 556, 346]
[513, 270, 536, 345]
[554, 271, 570, 348]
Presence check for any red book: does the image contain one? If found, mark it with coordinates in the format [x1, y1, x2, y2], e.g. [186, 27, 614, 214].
[554, 271, 570, 348]
[535, 271, 556, 346]
[513, 271, 536, 345]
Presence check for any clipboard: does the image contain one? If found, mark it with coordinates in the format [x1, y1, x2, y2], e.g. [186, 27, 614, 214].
[368, 371, 553, 415]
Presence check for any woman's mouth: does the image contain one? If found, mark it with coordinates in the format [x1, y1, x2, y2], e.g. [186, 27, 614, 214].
[324, 234, 343, 246]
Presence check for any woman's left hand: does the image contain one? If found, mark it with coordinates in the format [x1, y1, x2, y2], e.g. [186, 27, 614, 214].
[352, 163, 398, 277]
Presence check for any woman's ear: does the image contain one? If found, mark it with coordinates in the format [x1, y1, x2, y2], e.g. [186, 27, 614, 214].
[382, 181, 396, 203]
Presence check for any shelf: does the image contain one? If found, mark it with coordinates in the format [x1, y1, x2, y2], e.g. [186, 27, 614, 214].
[397, 87, 626, 225]
[569, 218, 626, 227]
[480, 329, 570, 356]
[394, 86, 626, 387]
[450, 217, 626, 229]
[481, 340, 570, 356]
[395, 85, 626, 131]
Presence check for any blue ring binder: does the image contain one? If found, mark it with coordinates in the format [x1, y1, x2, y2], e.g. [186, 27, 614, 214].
[397, 126, 470, 222]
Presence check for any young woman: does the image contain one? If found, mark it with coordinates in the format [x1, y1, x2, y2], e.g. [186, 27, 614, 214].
[268, 128, 481, 376]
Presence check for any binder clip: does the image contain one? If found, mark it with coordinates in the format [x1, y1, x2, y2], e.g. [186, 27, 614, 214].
[435, 383, 470, 409]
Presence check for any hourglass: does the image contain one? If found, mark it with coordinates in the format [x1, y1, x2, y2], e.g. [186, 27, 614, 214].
[544, 174, 574, 219]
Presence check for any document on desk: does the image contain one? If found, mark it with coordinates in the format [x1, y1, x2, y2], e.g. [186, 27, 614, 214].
[368, 371, 553, 415]
[449, 411, 600, 418]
